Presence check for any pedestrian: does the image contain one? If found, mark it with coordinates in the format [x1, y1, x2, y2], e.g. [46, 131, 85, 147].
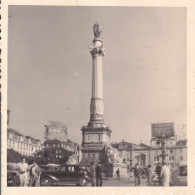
[29, 160, 42, 187]
[146, 165, 152, 185]
[16, 158, 29, 186]
[156, 163, 162, 186]
[134, 163, 142, 186]
[90, 162, 96, 186]
[116, 168, 120, 180]
[160, 163, 171, 187]
[96, 162, 103, 186]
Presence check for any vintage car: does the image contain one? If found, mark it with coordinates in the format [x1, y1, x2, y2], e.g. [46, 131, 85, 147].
[39, 164, 60, 171]
[40, 164, 92, 186]
[171, 164, 187, 186]
[7, 162, 19, 186]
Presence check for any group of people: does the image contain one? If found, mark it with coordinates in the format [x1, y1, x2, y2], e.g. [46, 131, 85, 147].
[15, 158, 42, 187]
[133, 162, 171, 186]
[90, 162, 103, 186]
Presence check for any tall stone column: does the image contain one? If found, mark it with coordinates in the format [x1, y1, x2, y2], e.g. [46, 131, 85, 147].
[80, 21, 112, 166]
[89, 36, 106, 125]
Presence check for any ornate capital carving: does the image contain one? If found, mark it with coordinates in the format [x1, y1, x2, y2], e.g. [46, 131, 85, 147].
[89, 44, 106, 57]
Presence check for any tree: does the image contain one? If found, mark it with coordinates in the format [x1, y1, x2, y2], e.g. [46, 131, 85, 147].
[7, 149, 23, 163]
[34, 147, 73, 165]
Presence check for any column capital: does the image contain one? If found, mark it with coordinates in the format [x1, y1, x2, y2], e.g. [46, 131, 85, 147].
[89, 44, 106, 57]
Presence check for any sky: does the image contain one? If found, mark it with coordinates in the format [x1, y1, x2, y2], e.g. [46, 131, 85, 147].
[8, 6, 186, 145]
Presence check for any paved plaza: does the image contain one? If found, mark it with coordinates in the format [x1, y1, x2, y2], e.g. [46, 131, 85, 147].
[95, 177, 158, 187]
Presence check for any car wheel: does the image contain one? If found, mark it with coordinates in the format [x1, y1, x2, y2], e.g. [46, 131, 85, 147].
[79, 178, 88, 186]
[41, 177, 52, 186]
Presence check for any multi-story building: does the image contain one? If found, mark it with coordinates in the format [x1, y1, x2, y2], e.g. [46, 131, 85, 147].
[132, 143, 152, 167]
[44, 139, 78, 153]
[112, 141, 136, 166]
[150, 137, 187, 169]
[7, 128, 42, 156]
[43, 121, 79, 160]
[112, 138, 187, 171]
[44, 121, 68, 142]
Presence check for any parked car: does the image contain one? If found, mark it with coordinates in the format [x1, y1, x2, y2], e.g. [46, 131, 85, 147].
[171, 165, 187, 186]
[7, 162, 19, 186]
[40, 164, 92, 186]
[39, 164, 60, 171]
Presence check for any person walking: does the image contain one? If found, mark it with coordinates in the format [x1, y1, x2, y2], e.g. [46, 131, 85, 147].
[116, 168, 120, 180]
[134, 163, 142, 186]
[96, 162, 103, 186]
[146, 165, 152, 185]
[16, 158, 29, 186]
[90, 162, 96, 186]
[29, 160, 42, 187]
[160, 163, 171, 187]
[156, 163, 162, 186]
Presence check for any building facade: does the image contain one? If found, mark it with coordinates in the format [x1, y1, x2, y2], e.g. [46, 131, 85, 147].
[44, 139, 78, 153]
[112, 141, 136, 167]
[112, 138, 187, 171]
[44, 121, 68, 142]
[7, 128, 42, 156]
[150, 137, 187, 169]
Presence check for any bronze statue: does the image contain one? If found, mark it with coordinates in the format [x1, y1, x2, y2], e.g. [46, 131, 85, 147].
[93, 21, 102, 38]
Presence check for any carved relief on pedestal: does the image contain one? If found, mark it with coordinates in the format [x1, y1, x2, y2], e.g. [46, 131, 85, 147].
[88, 134, 99, 142]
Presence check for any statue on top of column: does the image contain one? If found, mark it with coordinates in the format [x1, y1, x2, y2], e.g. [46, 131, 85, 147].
[93, 21, 102, 38]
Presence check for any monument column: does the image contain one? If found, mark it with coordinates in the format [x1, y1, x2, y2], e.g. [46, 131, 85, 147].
[80, 21, 112, 166]
[89, 28, 106, 125]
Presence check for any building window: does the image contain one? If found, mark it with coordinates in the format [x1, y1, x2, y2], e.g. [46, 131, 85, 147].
[53, 144, 56, 147]
[169, 156, 174, 161]
[155, 150, 158, 154]
[170, 149, 173, 154]
[180, 156, 183, 161]
[122, 159, 126, 164]
[179, 148, 182, 154]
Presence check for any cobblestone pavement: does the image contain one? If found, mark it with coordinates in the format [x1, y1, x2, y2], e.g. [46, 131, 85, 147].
[91, 177, 160, 187]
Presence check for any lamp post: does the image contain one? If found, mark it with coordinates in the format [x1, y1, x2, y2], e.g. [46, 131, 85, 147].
[156, 138, 166, 164]
[77, 146, 80, 164]
[128, 145, 133, 168]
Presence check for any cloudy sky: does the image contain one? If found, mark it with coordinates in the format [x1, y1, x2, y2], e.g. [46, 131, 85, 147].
[8, 6, 186, 145]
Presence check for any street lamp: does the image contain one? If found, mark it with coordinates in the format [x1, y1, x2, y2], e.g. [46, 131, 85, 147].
[77, 146, 80, 164]
[127, 145, 133, 168]
[156, 138, 166, 164]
